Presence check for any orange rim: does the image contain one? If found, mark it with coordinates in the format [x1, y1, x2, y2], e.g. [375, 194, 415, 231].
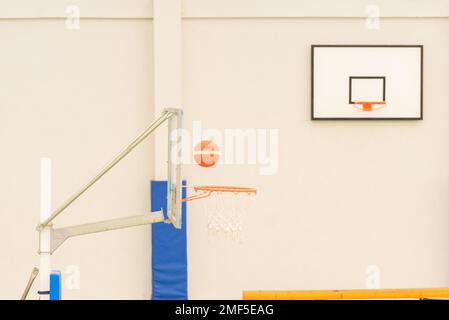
[182, 185, 256, 202]
[353, 101, 386, 111]
[194, 186, 256, 193]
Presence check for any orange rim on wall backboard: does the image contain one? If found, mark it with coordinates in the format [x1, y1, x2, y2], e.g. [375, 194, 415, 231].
[349, 76, 386, 111]
[353, 101, 386, 111]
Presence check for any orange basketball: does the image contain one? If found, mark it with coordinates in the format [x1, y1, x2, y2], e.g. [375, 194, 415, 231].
[194, 140, 220, 167]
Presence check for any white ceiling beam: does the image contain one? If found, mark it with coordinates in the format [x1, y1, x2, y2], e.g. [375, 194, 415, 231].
[0, 0, 448, 19]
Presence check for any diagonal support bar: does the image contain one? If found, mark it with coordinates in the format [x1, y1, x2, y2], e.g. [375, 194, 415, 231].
[50, 211, 165, 254]
[21, 267, 39, 300]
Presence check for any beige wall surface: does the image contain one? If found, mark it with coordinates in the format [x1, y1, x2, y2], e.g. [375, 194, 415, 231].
[183, 18, 449, 299]
[0, 19, 154, 299]
[1, 3, 449, 300]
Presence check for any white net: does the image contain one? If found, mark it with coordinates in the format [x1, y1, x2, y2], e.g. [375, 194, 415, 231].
[202, 191, 255, 242]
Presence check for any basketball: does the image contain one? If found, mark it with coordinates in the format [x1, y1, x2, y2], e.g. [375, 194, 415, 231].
[194, 140, 220, 167]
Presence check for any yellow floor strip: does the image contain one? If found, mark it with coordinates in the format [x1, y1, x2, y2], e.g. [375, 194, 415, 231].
[243, 288, 449, 300]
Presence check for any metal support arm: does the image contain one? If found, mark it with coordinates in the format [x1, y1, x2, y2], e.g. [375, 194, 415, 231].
[49, 211, 164, 254]
[36, 109, 177, 231]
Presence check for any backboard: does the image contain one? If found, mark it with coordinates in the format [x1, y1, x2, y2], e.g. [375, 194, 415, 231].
[312, 45, 423, 119]
[166, 108, 183, 229]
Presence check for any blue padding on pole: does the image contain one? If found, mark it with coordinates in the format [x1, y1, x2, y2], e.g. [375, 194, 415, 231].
[50, 270, 61, 300]
[151, 180, 187, 300]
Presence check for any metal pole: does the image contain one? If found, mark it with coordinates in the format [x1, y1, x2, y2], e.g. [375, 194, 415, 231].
[37, 110, 175, 231]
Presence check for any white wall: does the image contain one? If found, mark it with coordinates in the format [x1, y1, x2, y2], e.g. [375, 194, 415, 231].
[0, 19, 154, 299]
[183, 17, 449, 299]
[1, 0, 449, 299]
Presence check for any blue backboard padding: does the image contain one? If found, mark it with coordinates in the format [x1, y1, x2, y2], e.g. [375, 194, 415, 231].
[50, 270, 61, 300]
[151, 180, 187, 300]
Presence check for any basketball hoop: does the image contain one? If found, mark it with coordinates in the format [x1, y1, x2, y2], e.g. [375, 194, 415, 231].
[352, 101, 386, 111]
[183, 186, 256, 241]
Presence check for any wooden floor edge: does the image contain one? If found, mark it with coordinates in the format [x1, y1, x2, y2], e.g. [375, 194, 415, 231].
[243, 288, 449, 300]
